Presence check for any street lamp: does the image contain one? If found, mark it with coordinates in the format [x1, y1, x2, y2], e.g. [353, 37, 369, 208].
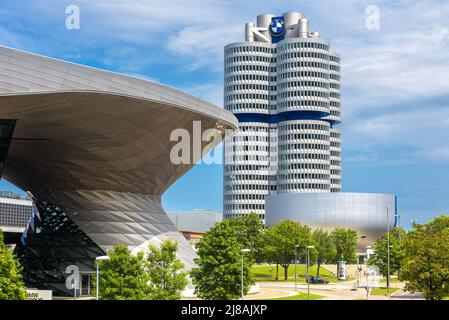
[240, 248, 250, 300]
[95, 255, 110, 300]
[306, 245, 315, 300]
[365, 245, 371, 300]
[386, 206, 390, 294]
[294, 245, 300, 291]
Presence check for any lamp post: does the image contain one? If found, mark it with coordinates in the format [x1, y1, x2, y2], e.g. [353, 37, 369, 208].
[295, 244, 300, 291]
[95, 255, 110, 300]
[306, 245, 315, 300]
[241, 249, 250, 300]
[386, 206, 390, 294]
[365, 245, 371, 299]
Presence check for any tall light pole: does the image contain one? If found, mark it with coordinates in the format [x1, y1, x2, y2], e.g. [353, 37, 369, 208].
[241, 248, 250, 300]
[386, 206, 390, 294]
[306, 245, 315, 300]
[95, 255, 110, 300]
[365, 245, 371, 300]
[295, 244, 300, 291]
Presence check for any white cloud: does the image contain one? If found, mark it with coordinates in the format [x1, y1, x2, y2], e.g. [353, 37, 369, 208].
[344, 105, 449, 163]
[167, 25, 241, 71]
[180, 82, 223, 107]
[1, 0, 449, 166]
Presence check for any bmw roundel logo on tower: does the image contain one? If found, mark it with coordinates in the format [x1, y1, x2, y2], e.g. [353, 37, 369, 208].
[269, 16, 286, 38]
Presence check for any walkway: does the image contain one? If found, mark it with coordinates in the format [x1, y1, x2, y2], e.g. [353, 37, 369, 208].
[252, 279, 425, 300]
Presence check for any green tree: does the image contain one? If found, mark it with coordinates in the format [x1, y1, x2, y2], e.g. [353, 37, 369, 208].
[146, 240, 188, 300]
[228, 212, 264, 262]
[330, 227, 358, 263]
[312, 229, 336, 277]
[0, 229, 27, 300]
[97, 244, 149, 300]
[263, 220, 314, 280]
[401, 215, 449, 300]
[191, 219, 255, 300]
[368, 227, 406, 285]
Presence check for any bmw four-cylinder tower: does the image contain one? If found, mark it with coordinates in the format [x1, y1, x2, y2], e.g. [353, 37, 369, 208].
[223, 12, 342, 222]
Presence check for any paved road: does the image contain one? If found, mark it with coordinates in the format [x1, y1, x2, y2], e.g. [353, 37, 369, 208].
[253, 280, 425, 300]
[256, 281, 363, 300]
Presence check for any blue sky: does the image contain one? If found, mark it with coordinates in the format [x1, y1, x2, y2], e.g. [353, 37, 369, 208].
[1, 0, 448, 228]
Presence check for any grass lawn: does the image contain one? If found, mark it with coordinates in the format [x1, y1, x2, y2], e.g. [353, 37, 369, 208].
[325, 276, 355, 283]
[379, 278, 402, 284]
[370, 287, 398, 296]
[252, 264, 334, 281]
[263, 292, 325, 300]
[254, 276, 355, 283]
[252, 264, 355, 283]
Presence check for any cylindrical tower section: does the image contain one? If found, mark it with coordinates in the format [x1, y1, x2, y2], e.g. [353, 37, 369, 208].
[256, 14, 275, 42]
[223, 42, 276, 221]
[298, 18, 309, 38]
[277, 120, 331, 193]
[283, 11, 303, 26]
[330, 128, 342, 192]
[276, 38, 331, 193]
[276, 38, 330, 114]
[327, 51, 342, 192]
[283, 11, 303, 38]
[327, 51, 341, 124]
[245, 23, 255, 42]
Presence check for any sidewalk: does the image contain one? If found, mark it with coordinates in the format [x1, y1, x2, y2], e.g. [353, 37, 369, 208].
[255, 279, 423, 300]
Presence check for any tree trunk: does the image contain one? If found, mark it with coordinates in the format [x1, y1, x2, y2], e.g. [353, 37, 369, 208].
[275, 263, 279, 281]
[317, 262, 321, 277]
[284, 265, 288, 280]
[386, 275, 390, 291]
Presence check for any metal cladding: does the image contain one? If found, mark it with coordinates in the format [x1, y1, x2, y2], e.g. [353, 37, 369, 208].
[265, 192, 397, 252]
[298, 18, 309, 38]
[223, 12, 341, 222]
[283, 12, 303, 38]
[282, 11, 303, 26]
[0, 45, 238, 270]
[256, 14, 275, 28]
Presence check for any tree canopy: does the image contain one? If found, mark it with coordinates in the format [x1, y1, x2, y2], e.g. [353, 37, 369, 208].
[97, 244, 149, 300]
[401, 215, 449, 300]
[312, 229, 336, 277]
[330, 227, 358, 263]
[0, 229, 27, 300]
[263, 220, 314, 280]
[146, 240, 188, 300]
[228, 212, 264, 262]
[368, 227, 406, 280]
[97, 241, 188, 300]
[191, 217, 256, 300]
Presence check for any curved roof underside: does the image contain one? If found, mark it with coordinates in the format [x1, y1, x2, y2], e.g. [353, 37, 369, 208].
[0, 45, 237, 197]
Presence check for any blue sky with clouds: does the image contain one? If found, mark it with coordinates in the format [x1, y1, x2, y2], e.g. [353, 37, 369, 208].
[1, 0, 448, 228]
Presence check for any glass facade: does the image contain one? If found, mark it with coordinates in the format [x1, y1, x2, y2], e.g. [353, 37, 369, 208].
[0, 119, 16, 178]
[0, 200, 32, 228]
[17, 201, 104, 296]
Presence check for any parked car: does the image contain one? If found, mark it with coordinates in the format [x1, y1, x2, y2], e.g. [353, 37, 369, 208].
[307, 276, 330, 284]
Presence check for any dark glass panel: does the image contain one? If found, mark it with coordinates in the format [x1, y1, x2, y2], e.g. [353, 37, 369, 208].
[0, 119, 16, 178]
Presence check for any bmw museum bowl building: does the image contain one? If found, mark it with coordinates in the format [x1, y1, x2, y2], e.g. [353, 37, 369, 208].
[0, 44, 237, 295]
